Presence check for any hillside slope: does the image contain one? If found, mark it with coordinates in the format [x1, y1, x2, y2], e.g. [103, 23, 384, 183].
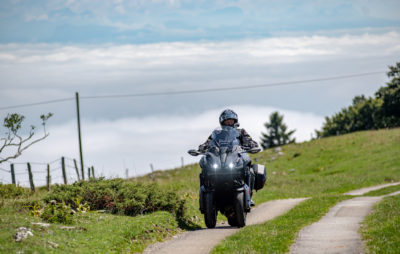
[138, 128, 400, 204]
[1, 128, 399, 253]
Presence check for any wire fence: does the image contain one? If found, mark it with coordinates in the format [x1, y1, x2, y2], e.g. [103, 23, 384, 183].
[0, 156, 97, 190]
[1, 152, 192, 190]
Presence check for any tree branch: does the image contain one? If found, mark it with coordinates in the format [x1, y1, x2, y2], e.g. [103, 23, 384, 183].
[0, 113, 53, 164]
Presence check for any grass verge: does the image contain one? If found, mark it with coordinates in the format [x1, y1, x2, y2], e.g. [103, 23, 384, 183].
[362, 184, 400, 196]
[0, 202, 180, 253]
[212, 195, 349, 254]
[360, 194, 400, 254]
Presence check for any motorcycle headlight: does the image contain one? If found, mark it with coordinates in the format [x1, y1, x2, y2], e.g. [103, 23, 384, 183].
[228, 163, 234, 169]
[213, 163, 218, 169]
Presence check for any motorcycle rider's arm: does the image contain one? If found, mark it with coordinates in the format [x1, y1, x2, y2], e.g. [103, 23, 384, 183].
[239, 129, 259, 149]
[198, 135, 212, 152]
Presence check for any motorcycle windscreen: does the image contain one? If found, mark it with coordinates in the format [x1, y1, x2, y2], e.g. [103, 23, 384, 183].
[210, 126, 240, 150]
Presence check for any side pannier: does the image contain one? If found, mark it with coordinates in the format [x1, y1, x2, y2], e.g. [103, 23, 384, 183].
[252, 164, 267, 191]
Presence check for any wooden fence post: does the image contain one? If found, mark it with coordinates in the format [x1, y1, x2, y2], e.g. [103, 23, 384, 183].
[73, 159, 80, 181]
[81, 161, 85, 181]
[91, 166, 95, 179]
[46, 164, 51, 191]
[181, 157, 184, 168]
[87, 167, 91, 179]
[27, 163, 35, 192]
[10, 164, 16, 185]
[61, 157, 67, 185]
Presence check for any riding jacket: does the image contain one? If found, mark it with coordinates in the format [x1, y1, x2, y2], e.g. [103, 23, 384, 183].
[198, 128, 259, 152]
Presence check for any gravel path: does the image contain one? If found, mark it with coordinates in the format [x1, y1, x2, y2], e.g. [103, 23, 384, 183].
[143, 198, 307, 254]
[289, 190, 400, 254]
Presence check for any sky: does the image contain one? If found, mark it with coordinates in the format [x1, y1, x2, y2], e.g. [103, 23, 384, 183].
[1, 0, 400, 185]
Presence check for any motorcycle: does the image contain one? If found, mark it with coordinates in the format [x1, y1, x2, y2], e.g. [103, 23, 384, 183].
[188, 125, 266, 228]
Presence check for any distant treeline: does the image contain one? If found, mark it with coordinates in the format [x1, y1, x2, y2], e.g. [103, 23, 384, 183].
[317, 62, 400, 138]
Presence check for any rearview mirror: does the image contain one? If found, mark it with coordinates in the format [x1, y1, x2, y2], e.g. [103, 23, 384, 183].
[247, 147, 261, 154]
[188, 149, 201, 156]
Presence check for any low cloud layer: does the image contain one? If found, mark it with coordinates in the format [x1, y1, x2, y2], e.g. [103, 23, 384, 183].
[0, 105, 323, 186]
[1, 31, 399, 121]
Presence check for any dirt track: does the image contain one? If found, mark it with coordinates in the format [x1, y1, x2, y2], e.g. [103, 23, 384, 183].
[143, 198, 307, 254]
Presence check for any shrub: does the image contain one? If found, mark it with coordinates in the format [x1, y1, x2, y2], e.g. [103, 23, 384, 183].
[0, 183, 30, 199]
[44, 178, 186, 218]
[40, 201, 73, 224]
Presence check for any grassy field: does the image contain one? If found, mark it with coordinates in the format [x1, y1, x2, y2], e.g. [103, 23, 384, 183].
[0, 202, 180, 253]
[0, 128, 399, 253]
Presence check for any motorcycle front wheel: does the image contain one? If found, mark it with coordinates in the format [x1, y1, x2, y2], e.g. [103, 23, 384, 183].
[235, 192, 247, 227]
[204, 192, 217, 228]
[227, 216, 237, 227]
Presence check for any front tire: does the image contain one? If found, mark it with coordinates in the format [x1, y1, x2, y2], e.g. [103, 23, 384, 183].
[235, 192, 247, 227]
[204, 192, 217, 228]
[227, 216, 237, 227]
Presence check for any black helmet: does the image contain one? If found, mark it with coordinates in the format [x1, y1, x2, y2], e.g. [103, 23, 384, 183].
[219, 109, 238, 126]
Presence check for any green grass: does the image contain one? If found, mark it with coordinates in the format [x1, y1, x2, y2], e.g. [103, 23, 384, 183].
[0, 201, 180, 253]
[251, 128, 400, 204]
[212, 195, 349, 254]
[363, 184, 400, 196]
[360, 194, 400, 254]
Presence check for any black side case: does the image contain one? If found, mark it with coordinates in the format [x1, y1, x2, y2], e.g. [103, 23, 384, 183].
[252, 164, 267, 191]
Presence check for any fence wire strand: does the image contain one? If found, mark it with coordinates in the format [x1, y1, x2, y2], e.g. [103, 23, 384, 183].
[0, 167, 10, 173]
[50, 167, 61, 172]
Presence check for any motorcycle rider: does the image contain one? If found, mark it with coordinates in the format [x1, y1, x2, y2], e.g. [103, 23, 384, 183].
[198, 109, 259, 206]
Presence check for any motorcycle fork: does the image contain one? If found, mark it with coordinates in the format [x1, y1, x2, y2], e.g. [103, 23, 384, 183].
[236, 184, 251, 212]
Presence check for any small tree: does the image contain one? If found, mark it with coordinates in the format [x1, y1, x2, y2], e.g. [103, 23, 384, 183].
[316, 62, 400, 138]
[260, 111, 295, 149]
[0, 113, 53, 164]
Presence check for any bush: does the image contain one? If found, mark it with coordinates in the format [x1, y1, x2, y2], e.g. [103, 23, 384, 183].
[44, 178, 185, 218]
[0, 183, 30, 199]
[40, 201, 73, 224]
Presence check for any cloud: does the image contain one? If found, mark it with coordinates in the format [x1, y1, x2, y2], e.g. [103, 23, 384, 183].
[1, 32, 399, 65]
[25, 14, 49, 22]
[114, 5, 126, 14]
[0, 105, 324, 186]
[0, 32, 398, 121]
